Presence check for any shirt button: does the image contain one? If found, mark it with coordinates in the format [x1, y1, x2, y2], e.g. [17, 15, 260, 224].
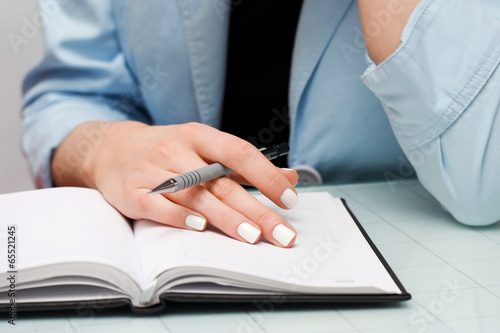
[292, 165, 323, 186]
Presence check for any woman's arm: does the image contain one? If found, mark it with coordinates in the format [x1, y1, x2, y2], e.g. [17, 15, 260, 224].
[358, 0, 421, 64]
[22, 0, 299, 247]
[360, 0, 500, 225]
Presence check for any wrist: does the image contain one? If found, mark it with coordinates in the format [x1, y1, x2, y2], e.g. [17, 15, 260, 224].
[51, 120, 146, 188]
[81, 121, 148, 189]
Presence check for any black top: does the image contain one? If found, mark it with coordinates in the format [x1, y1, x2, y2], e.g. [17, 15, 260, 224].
[220, 0, 304, 167]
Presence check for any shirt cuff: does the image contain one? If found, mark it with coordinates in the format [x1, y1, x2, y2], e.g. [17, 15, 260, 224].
[361, 0, 500, 151]
[22, 93, 130, 188]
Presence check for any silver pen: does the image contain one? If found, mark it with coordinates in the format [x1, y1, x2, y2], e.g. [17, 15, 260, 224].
[149, 143, 289, 194]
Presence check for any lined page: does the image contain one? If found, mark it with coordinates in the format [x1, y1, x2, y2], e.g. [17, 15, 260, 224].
[0, 187, 143, 290]
[134, 192, 401, 294]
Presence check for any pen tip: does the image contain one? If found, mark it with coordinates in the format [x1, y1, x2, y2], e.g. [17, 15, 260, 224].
[149, 179, 178, 194]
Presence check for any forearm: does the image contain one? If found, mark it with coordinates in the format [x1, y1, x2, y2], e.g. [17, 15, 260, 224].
[358, 0, 421, 64]
[409, 72, 500, 225]
[360, 0, 500, 224]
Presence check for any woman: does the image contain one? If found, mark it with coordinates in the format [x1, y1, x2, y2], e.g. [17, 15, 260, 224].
[22, 0, 500, 247]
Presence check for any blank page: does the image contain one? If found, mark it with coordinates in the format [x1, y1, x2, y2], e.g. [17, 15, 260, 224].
[134, 192, 401, 294]
[0, 187, 143, 290]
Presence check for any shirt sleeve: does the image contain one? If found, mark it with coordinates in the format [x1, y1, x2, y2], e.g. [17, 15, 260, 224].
[22, 0, 149, 188]
[361, 0, 500, 226]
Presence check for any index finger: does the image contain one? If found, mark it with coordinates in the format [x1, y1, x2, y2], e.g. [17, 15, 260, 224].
[187, 123, 299, 210]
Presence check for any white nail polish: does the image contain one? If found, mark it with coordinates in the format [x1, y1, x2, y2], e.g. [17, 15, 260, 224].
[281, 188, 298, 209]
[185, 215, 206, 231]
[273, 224, 296, 247]
[237, 222, 261, 244]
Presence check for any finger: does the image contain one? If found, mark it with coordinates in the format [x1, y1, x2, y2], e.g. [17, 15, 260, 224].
[282, 168, 300, 187]
[221, 143, 299, 210]
[228, 168, 299, 187]
[187, 124, 298, 210]
[125, 189, 208, 231]
[204, 176, 297, 247]
[139, 152, 210, 193]
[152, 149, 210, 177]
[165, 183, 263, 245]
[120, 162, 212, 231]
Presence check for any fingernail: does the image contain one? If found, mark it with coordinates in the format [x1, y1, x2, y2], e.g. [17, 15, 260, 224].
[281, 188, 298, 209]
[237, 222, 261, 244]
[185, 215, 207, 231]
[273, 224, 296, 247]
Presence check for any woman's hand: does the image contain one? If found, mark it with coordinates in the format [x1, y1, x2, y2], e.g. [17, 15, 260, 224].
[52, 121, 299, 247]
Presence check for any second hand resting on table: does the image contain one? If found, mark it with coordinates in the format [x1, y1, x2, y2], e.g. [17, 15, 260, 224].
[51, 120, 299, 247]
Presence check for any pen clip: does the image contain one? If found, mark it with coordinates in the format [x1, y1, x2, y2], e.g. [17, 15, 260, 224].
[260, 142, 289, 160]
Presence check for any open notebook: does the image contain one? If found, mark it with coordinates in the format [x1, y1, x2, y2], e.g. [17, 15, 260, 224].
[0, 187, 410, 312]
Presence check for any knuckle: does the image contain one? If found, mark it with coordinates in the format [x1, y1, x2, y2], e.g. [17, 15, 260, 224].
[152, 140, 173, 160]
[208, 177, 236, 202]
[264, 168, 283, 188]
[218, 209, 233, 224]
[133, 194, 181, 226]
[180, 122, 203, 137]
[152, 140, 183, 162]
[211, 208, 236, 232]
[225, 140, 256, 166]
[173, 185, 206, 206]
[135, 194, 154, 217]
[254, 209, 277, 227]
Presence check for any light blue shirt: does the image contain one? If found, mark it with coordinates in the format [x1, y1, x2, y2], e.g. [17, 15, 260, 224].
[22, 0, 500, 226]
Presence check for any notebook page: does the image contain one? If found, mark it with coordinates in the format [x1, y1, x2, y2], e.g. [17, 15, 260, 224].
[134, 192, 400, 294]
[0, 187, 143, 291]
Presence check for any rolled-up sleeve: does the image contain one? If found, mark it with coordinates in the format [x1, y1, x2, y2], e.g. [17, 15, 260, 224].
[361, 0, 500, 225]
[22, 0, 147, 188]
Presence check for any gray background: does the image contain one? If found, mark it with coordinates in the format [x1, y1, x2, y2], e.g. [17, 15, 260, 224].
[0, 1, 43, 193]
